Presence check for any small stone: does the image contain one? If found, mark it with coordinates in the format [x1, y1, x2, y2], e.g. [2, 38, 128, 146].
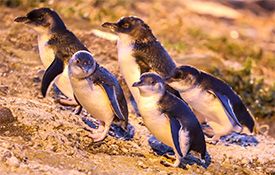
[137, 160, 148, 169]
[186, 164, 191, 169]
[241, 158, 249, 165]
[7, 156, 20, 167]
[67, 150, 75, 156]
[1, 151, 12, 162]
[0, 85, 8, 96]
[0, 107, 15, 124]
[121, 148, 128, 153]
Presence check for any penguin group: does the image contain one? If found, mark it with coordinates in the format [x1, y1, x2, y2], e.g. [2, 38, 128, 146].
[14, 7, 256, 168]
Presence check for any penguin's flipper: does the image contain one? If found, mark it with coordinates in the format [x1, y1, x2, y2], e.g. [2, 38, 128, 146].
[41, 57, 64, 97]
[168, 116, 183, 157]
[101, 84, 127, 121]
[212, 91, 242, 128]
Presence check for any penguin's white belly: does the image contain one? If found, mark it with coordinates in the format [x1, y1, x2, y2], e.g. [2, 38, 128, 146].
[55, 66, 74, 99]
[38, 34, 55, 68]
[71, 78, 114, 122]
[38, 35, 74, 99]
[117, 38, 141, 101]
[180, 87, 232, 126]
[138, 97, 174, 148]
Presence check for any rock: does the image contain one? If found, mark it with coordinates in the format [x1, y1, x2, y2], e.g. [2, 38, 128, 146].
[137, 160, 148, 169]
[7, 156, 20, 167]
[1, 150, 12, 162]
[0, 107, 15, 124]
[241, 158, 250, 165]
[0, 85, 9, 96]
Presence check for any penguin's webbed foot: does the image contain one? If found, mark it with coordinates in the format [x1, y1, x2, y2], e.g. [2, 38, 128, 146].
[89, 124, 110, 142]
[55, 98, 78, 106]
[88, 133, 106, 142]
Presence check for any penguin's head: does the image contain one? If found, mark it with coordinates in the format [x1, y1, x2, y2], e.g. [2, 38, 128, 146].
[102, 16, 156, 42]
[166, 66, 197, 81]
[69, 50, 97, 79]
[132, 73, 165, 97]
[165, 66, 199, 92]
[14, 8, 66, 33]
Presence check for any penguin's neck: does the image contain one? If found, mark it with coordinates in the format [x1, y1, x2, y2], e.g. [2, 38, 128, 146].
[138, 92, 162, 113]
[117, 34, 141, 101]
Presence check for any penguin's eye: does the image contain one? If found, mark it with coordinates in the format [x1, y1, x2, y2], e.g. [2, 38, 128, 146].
[36, 16, 44, 21]
[122, 22, 130, 29]
[76, 59, 80, 64]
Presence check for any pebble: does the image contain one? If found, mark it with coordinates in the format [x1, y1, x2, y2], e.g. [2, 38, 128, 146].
[121, 148, 128, 153]
[0, 106, 15, 124]
[0, 85, 8, 96]
[1, 150, 12, 162]
[137, 160, 148, 169]
[241, 158, 249, 165]
[7, 156, 20, 167]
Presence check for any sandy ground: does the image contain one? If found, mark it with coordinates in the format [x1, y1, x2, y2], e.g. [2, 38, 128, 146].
[0, 5, 274, 175]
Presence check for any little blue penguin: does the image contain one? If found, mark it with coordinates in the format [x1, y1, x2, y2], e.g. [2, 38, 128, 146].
[68, 50, 128, 142]
[14, 8, 88, 102]
[102, 16, 177, 103]
[132, 72, 206, 167]
[166, 65, 256, 142]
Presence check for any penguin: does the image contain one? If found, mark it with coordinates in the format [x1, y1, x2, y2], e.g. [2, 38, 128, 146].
[14, 8, 88, 101]
[102, 16, 255, 141]
[68, 50, 128, 142]
[102, 16, 177, 103]
[166, 65, 256, 141]
[132, 72, 206, 167]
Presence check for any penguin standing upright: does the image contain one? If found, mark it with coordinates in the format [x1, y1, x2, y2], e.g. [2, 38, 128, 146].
[132, 72, 206, 167]
[102, 16, 177, 102]
[14, 8, 88, 101]
[68, 50, 128, 142]
[102, 16, 255, 141]
[166, 66, 256, 139]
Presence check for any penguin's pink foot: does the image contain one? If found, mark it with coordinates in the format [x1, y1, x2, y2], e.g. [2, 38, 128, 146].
[55, 98, 78, 106]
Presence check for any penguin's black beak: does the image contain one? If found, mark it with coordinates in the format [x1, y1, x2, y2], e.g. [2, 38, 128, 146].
[14, 16, 30, 23]
[132, 81, 143, 87]
[102, 22, 118, 31]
